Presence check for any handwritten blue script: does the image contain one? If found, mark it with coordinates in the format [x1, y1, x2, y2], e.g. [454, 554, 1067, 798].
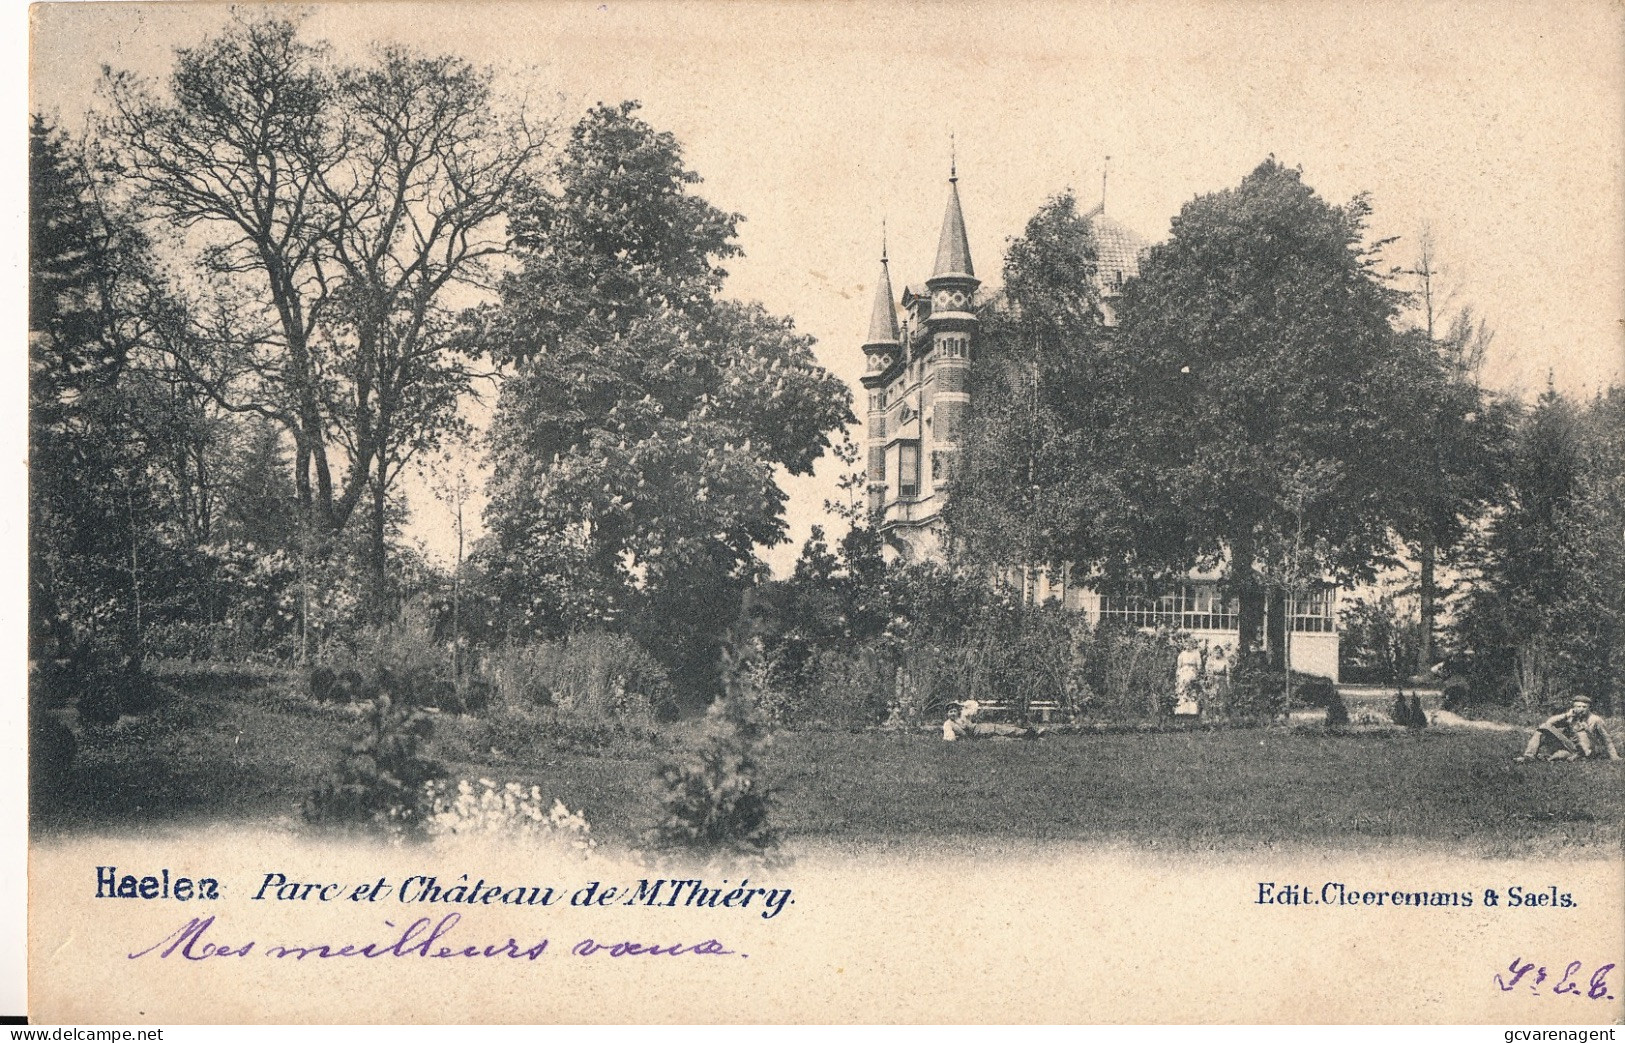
[1496, 956, 1615, 999]
[127, 914, 743, 962]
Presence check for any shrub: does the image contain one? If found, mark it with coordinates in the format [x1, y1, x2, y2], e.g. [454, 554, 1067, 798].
[309, 604, 451, 708]
[343, 604, 451, 689]
[1288, 674, 1336, 709]
[487, 632, 672, 721]
[647, 699, 779, 864]
[1206, 656, 1337, 721]
[803, 647, 890, 728]
[486, 644, 552, 707]
[424, 778, 595, 855]
[1077, 623, 1178, 720]
[308, 604, 500, 712]
[308, 665, 339, 702]
[882, 645, 942, 727]
[461, 677, 495, 713]
[43, 648, 164, 726]
[1209, 654, 1284, 721]
[1324, 691, 1351, 728]
[303, 693, 446, 838]
[720, 638, 808, 728]
[1339, 592, 1421, 687]
[30, 713, 77, 799]
[646, 636, 779, 865]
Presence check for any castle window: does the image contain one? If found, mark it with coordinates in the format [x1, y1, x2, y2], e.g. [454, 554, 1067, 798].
[898, 442, 920, 498]
[931, 449, 955, 483]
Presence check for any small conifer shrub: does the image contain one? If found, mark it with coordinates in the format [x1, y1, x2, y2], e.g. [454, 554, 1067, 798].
[304, 693, 445, 837]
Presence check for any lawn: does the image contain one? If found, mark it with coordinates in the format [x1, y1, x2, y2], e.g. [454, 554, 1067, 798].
[31, 665, 1625, 858]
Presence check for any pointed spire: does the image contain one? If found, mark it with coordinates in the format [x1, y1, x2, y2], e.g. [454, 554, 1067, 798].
[865, 231, 900, 346]
[932, 165, 975, 281]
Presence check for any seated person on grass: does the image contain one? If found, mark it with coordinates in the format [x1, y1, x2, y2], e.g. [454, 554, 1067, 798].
[941, 700, 1043, 741]
[1516, 695, 1620, 762]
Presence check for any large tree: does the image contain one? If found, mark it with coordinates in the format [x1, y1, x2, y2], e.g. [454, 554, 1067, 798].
[29, 115, 196, 658]
[1550, 388, 1625, 709]
[947, 190, 1188, 579]
[1105, 159, 1431, 661]
[477, 102, 852, 703]
[1454, 385, 1623, 709]
[101, 14, 548, 607]
[1391, 231, 1516, 673]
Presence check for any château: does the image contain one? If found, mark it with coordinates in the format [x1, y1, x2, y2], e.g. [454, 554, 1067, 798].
[858, 167, 1340, 680]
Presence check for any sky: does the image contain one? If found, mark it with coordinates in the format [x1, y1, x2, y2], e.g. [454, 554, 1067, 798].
[23, 0, 1625, 573]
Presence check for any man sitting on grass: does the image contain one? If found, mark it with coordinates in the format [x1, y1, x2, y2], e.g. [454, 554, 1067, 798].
[1515, 695, 1620, 762]
[942, 700, 1043, 741]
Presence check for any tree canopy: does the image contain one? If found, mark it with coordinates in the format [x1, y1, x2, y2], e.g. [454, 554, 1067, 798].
[29, 115, 199, 659]
[1453, 385, 1624, 709]
[101, 13, 548, 604]
[1113, 158, 1418, 586]
[948, 190, 1206, 577]
[477, 102, 853, 702]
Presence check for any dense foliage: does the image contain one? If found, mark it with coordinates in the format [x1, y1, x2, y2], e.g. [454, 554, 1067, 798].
[1452, 387, 1624, 710]
[101, 14, 544, 608]
[1109, 160, 1436, 654]
[945, 191, 1154, 572]
[29, 116, 193, 665]
[950, 162, 1514, 677]
[476, 102, 853, 705]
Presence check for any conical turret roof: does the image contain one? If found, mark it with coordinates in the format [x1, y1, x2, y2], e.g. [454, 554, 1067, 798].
[865, 251, 900, 346]
[931, 176, 975, 281]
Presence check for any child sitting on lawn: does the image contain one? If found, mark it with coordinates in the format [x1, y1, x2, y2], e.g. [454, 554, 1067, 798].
[1515, 695, 1620, 762]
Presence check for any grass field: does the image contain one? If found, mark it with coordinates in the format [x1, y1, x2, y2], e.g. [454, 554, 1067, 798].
[32, 665, 1625, 857]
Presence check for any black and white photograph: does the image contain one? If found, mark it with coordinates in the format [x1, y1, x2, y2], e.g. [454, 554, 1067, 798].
[20, 0, 1625, 1025]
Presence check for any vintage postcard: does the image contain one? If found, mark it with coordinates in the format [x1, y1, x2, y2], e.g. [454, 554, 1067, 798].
[24, 0, 1624, 1025]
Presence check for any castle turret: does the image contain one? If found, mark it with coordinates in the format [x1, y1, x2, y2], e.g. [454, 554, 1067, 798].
[859, 242, 900, 506]
[861, 165, 980, 563]
[920, 166, 978, 518]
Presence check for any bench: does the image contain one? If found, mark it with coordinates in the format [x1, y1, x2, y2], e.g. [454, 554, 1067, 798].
[970, 699, 1062, 724]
